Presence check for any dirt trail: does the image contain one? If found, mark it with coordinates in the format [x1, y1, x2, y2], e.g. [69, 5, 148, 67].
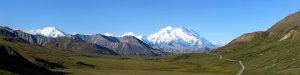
[207, 53, 245, 75]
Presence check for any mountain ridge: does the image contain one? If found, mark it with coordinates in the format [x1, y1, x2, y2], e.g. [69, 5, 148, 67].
[0, 27, 118, 56]
[71, 34, 166, 56]
[25, 26, 218, 54]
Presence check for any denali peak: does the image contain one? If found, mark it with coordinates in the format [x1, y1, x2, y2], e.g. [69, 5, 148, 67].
[143, 26, 217, 53]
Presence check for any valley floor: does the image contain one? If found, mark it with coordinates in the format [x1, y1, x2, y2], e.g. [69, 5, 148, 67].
[0, 40, 270, 75]
[0, 36, 243, 75]
[49, 53, 247, 75]
[68, 69, 233, 75]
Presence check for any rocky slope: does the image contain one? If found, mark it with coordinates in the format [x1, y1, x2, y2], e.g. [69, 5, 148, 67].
[23, 27, 166, 56]
[71, 34, 166, 56]
[0, 26, 118, 56]
[0, 28, 64, 75]
[0, 45, 64, 75]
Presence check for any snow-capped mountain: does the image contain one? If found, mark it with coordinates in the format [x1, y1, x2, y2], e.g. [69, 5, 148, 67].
[27, 26, 217, 53]
[144, 26, 217, 53]
[71, 32, 78, 35]
[121, 32, 143, 40]
[103, 33, 113, 36]
[28, 27, 67, 38]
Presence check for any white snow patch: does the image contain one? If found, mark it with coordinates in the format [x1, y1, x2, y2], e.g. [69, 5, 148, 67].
[122, 32, 143, 40]
[28, 27, 66, 38]
[103, 33, 113, 36]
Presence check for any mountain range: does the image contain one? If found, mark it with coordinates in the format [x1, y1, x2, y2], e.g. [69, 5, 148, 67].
[27, 26, 219, 54]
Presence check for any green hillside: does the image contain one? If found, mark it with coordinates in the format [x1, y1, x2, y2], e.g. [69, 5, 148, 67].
[0, 25, 238, 75]
[213, 11, 300, 75]
[0, 39, 239, 75]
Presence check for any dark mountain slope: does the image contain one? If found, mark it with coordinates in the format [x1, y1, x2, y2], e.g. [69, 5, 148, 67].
[0, 26, 118, 56]
[14, 30, 51, 45]
[0, 45, 64, 75]
[44, 37, 118, 56]
[0, 27, 65, 75]
[118, 36, 153, 49]
[72, 34, 166, 56]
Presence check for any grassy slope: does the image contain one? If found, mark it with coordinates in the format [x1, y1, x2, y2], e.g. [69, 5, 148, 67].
[210, 11, 300, 75]
[0, 70, 18, 75]
[212, 31, 300, 75]
[0, 27, 240, 75]
[58, 54, 240, 75]
[0, 37, 241, 75]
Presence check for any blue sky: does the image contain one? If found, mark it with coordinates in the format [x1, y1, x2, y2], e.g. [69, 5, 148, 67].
[1, 0, 300, 43]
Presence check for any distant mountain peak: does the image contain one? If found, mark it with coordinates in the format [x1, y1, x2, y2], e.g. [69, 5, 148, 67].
[121, 32, 143, 40]
[103, 33, 113, 36]
[145, 26, 217, 53]
[72, 32, 78, 35]
[122, 32, 135, 36]
[161, 26, 173, 31]
[28, 27, 67, 38]
[147, 26, 202, 45]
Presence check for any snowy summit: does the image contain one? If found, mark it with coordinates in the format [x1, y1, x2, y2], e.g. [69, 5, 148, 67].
[103, 33, 113, 36]
[144, 26, 217, 53]
[121, 32, 143, 40]
[147, 26, 203, 44]
[28, 27, 67, 38]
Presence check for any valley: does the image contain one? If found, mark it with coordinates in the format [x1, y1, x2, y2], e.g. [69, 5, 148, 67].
[0, 39, 238, 75]
[1, 1, 300, 75]
[0, 26, 239, 75]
